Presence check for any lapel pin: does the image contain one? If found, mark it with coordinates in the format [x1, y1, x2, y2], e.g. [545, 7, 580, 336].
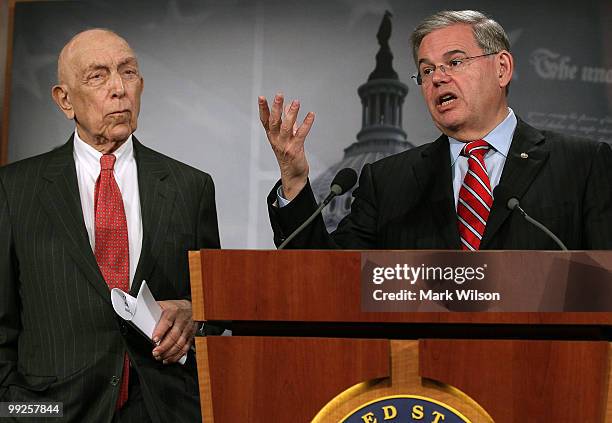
[520, 152, 528, 159]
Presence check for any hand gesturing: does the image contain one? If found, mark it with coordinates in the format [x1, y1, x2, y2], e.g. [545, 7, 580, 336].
[258, 93, 315, 200]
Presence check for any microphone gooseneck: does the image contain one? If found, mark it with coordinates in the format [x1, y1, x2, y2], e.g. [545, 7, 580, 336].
[494, 185, 568, 251]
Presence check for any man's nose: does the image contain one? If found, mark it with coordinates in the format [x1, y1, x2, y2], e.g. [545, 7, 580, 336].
[109, 72, 126, 97]
[431, 65, 451, 85]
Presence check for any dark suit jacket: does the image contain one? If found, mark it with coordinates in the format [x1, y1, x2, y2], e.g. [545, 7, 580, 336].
[0, 136, 220, 422]
[268, 120, 612, 250]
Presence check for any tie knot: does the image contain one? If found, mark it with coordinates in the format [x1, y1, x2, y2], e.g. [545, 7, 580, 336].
[100, 154, 116, 171]
[462, 140, 490, 158]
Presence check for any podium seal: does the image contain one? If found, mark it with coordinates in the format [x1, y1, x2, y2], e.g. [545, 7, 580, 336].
[341, 395, 470, 423]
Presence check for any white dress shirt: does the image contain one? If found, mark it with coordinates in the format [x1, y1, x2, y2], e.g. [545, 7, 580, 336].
[73, 129, 143, 288]
[449, 108, 517, 208]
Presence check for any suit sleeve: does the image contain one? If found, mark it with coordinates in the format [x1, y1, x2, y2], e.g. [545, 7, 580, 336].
[266, 179, 336, 248]
[332, 163, 380, 248]
[0, 176, 20, 399]
[582, 141, 612, 249]
[196, 173, 221, 250]
[192, 174, 223, 335]
[266, 163, 380, 249]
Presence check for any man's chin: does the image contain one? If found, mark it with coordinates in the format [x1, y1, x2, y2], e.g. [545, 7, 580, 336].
[107, 125, 134, 143]
[433, 116, 464, 136]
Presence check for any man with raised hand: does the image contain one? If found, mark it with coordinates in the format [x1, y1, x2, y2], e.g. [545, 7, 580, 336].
[259, 10, 612, 250]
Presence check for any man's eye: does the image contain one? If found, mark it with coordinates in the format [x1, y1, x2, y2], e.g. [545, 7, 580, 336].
[87, 72, 108, 84]
[422, 67, 435, 76]
[122, 69, 138, 78]
[449, 59, 464, 67]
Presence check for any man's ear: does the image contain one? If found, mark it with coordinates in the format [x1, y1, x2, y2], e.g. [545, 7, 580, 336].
[51, 84, 75, 120]
[497, 50, 514, 90]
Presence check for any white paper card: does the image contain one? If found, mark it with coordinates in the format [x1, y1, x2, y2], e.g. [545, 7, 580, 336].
[111, 281, 187, 365]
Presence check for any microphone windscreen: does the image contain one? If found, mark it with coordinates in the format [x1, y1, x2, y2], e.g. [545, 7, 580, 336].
[507, 198, 520, 210]
[330, 168, 358, 196]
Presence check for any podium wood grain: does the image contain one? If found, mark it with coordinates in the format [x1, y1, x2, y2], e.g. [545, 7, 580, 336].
[190, 250, 612, 422]
[198, 336, 389, 422]
[419, 339, 610, 422]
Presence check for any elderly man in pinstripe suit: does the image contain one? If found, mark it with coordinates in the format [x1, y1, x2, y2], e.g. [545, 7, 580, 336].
[0, 29, 219, 422]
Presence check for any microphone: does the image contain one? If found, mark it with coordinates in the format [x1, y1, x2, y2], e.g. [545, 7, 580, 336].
[324, 168, 359, 205]
[493, 185, 568, 250]
[278, 168, 358, 250]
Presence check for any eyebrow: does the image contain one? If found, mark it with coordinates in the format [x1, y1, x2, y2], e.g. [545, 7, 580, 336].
[418, 49, 468, 66]
[118, 57, 138, 67]
[84, 63, 108, 74]
[83, 57, 138, 73]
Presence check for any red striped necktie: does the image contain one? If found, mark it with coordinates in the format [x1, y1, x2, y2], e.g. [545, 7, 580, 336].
[94, 154, 130, 409]
[457, 140, 493, 250]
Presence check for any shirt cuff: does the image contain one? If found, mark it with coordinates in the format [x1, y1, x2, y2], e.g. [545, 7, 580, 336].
[276, 186, 291, 208]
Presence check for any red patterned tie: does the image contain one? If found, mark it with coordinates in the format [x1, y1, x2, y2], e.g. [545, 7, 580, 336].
[457, 140, 493, 250]
[94, 154, 130, 409]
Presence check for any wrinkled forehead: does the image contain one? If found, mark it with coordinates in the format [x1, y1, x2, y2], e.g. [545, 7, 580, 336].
[417, 24, 479, 62]
[60, 31, 138, 81]
[71, 39, 137, 71]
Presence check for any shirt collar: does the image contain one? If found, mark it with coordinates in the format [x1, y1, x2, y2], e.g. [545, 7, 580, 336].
[73, 128, 134, 172]
[449, 108, 517, 165]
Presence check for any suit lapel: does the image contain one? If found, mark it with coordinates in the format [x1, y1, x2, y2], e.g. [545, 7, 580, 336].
[39, 138, 111, 303]
[481, 119, 550, 248]
[413, 135, 461, 249]
[131, 138, 177, 296]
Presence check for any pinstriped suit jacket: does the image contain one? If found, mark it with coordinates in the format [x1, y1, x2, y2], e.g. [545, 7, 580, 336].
[0, 136, 220, 422]
[268, 119, 612, 250]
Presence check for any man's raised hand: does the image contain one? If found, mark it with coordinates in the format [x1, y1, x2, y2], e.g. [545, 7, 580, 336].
[258, 93, 314, 200]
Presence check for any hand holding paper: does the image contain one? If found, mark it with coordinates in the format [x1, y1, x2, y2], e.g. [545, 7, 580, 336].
[152, 299, 198, 365]
[111, 282, 188, 365]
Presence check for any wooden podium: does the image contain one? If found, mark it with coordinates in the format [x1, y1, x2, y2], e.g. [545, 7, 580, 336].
[188, 250, 612, 422]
